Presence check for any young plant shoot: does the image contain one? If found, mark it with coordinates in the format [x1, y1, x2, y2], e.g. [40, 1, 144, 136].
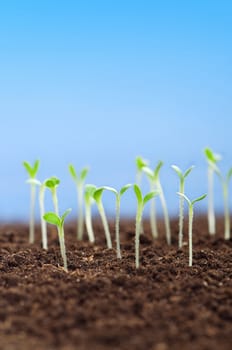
[93, 187, 112, 249]
[135, 156, 149, 185]
[98, 184, 132, 259]
[143, 161, 171, 244]
[84, 184, 97, 243]
[134, 184, 159, 268]
[171, 165, 194, 248]
[43, 209, 71, 272]
[23, 160, 40, 244]
[68, 164, 89, 240]
[213, 166, 232, 240]
[177, 193, 207, 267]
[45, 176, 60, 215]
[26, 178, 48, 250]
[204, 147, 221, 235]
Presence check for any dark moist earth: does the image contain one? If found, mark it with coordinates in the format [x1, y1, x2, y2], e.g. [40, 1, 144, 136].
[0, 217, 231, 350]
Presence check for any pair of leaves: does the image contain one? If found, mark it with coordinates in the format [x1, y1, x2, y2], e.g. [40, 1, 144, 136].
[177, 192, 207, 207]
[142, 161, 163, 182]
[134, 184, 159, 206]
[135, 156, 149, 171]
[43, 208, 72, 228]
[171, 165, 194, 181]
[23, 160, 40, 178]
[45, 176, 60, 189]
[69, 164, 89, 184]
[93, 184, 132, 203]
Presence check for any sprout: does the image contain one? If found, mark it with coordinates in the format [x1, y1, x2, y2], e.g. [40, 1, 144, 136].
[134, 184, 159, 268]
[98, 184, 132, 259]
[23, 160, 40, 244]
[143, 161, 171, 244]
[135, 156, 149, 185]
[84, 184, 97, 243]
[93, 187, 112, 249]
[213, 166, 232, 240]
[26, 178, 48, 250]
[68, 164, 89, 240]
[45, 176, 60, 215]
[204, 147, 221, 235]
[171, 165, 194, 248]
[177, 193, 207, 267]
[43, 209, 71, 272]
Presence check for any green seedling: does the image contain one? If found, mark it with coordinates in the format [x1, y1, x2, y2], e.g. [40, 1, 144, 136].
[171, 165, 194, 248]
[213, 166, 232, 240]
[98, 184, 132, 259]
[84, 184, 97, 243]
[93, 187, 112, 249]
[26, 178, 48, 250]
[204, 147, 221, 235]
[45, 176, 60, 215]
[143, 161, 171, 244]
[134, 184, 159, 268]
[68, 164, 89, 240]
[23, 160, 40, 244]
[177, 193, 207, 267]
[43, 209, 71, 272]
[135, 156, 149, 185]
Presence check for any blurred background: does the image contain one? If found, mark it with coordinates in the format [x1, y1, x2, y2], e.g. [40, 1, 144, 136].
[0, 0, 231, 221]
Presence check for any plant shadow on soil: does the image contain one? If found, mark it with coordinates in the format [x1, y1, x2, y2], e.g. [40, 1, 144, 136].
[0, 216, 231, 350]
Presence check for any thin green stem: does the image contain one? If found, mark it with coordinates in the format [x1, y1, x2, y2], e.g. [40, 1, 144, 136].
[135, 204, 143, 269]
[208, 167, 216, 234]
[97, 201, 112, 249]
[188, 205, 193, 267]
[29, 184, 36, 244]
[150, 181, 158, 239]
[85, 200, 95, 243]
[178, 181, 184, 248]
[58, 226, 67, 272]
[115, 196, 121, 259]
[223, 183, 230, 240]
[77, 184, 84, 240]
[39, 185, 47, 250]
[52, 189, 59, 216]
[158, 181, 171, 245]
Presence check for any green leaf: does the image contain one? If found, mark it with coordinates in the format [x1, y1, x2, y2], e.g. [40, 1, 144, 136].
[33, 160, 40, 177]
[135, 156, 148, 171]
[154, 161, 163, 180]
[80, 167, 89, 181]
[45, 176, 60, 189]
[61, 208, 72, 226]
[120, 183, 132, 196]
[204, 148, 221, 164]
[68, 164, 77, 180]
[177, 192, 191, 207]
[192, 194, 207, 205]
[23, 161, 34, 178]
[101, 186, 118, 195]
[183, 165, 194, 178]
[133, 184, 143, 204]
[93, 188, 104, 203]
[143, 190, 159, 205]
[227, 168, 232, 182]
[142, 166, 154, 180]
[43, 212, 61, 226]
[171, 165, 183, 179]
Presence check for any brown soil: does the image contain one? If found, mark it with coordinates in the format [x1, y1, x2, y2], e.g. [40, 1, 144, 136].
[0, 216, 231, 350]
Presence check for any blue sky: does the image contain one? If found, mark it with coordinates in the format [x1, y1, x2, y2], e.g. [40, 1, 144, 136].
[0, 0, 232, 220]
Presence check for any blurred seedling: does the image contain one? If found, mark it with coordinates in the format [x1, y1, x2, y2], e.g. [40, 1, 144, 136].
[204, 147, 221, 235]
[171, 165, 194, 248]
[43, 209, 71, 272]
[134, 184, 159, 268]
[84, 184, 97, 243]
[99, 184, 132, 259]
[68, 164, 89, 240]
[23, 160, 40, 244]
[143, 161, 171, 244]
[177, 193, 207, 267]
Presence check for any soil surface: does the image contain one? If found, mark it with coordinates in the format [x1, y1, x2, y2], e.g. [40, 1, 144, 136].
[0, 216, 231, 350]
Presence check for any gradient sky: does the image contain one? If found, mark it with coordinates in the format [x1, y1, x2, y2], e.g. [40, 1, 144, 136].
[0, 0, 232, 220]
